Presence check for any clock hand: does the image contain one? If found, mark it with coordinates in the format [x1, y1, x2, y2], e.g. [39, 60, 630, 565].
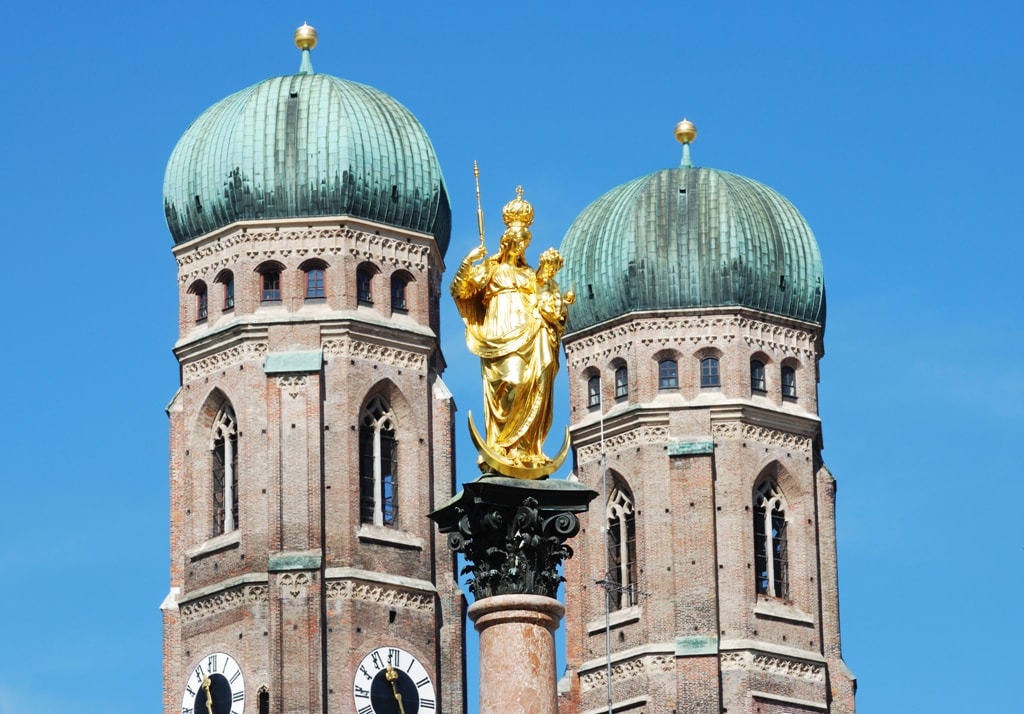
[385, 663, 407, 714]
[202, 677, 214, 714]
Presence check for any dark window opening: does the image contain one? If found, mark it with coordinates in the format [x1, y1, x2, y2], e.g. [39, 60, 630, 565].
[357, 269, 373, 304]
[751, 359, 766, 393]
[359, 396, 397, 527]
[261, 271, 281, 302]
[305, 268, 325, 299]
[196, 288, 208, 322]
[658, 359, 678, 390]
[391, 275, 408, 311]
[587, 375, 601, 408]
[607, 485, 638, 610]
[700, 357, 720, 388]
[614, 366, 628, 399]
[782, 365, 797, 398]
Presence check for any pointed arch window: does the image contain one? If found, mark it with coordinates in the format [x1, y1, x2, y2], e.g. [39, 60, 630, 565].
[257, 687, 269, 714]
[607, 483, 638, 609]
[212, 405, 238, 536]
[359, 395, 397, 527]
[754, 477, 788, 598]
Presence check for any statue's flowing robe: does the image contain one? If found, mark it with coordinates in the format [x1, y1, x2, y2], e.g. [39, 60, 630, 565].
[451, 258, 559, 464]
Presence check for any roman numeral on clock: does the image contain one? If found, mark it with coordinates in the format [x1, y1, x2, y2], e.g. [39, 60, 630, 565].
[358, 706, 373, 714]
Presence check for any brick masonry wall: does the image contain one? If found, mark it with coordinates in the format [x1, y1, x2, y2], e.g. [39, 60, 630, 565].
[560, 307, 853, 713]
[165, 219, 463, 714]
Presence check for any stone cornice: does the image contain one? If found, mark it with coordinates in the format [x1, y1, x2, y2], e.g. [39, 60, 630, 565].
[564, 307, 823, 368]
[172, 216, 444, 283]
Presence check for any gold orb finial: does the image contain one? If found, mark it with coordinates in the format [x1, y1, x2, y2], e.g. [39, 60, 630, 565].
[294, 23, 318, 51]
[674, 118, 697, 145]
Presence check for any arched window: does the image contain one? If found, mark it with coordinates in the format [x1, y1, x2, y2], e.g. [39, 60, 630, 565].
[781, 365, 797, 398]
[607, 482, 638, 609]
[211, 405, 238, 536]
[191, 282, 209, 322]
[359, 395, 397, 527]
[258, 687, 269, 714]
[391, 274, 409, 311]
[614, 365, 628, 399]
[304, 266, 325, 299]
[216, 270, 234, 310]
[587, 375, 601, 408]
[750, 359, 767, 393]
[357, 267, 374, 304]
[257, 263, 283, 303]
[658, 359, 678, 389]
[700, 357, 720, 388]
[753, 476, 788, 599]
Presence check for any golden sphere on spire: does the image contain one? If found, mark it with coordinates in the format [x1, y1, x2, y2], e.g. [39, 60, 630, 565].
[294, 23, 318, 51]
[674, 118, 698, 145]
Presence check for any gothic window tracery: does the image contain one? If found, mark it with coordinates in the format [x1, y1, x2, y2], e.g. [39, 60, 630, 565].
[753, 476, 788, 599]
[606, 482, 638, 609]
[359, 395, 397, 527]
[211, 404, 238, 536]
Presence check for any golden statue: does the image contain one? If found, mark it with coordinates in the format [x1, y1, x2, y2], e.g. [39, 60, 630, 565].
[451, 186, 575, 479]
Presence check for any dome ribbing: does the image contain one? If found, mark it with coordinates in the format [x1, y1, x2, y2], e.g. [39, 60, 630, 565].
[164, 72, 451, 253]
[560, 166, 825, 333]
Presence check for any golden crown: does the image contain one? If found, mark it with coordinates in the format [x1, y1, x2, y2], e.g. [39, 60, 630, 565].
[502, 186, 534, 228]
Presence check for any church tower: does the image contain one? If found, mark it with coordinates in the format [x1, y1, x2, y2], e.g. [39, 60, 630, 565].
[557, 123, 856, 713]
[160, 27, 465, 714]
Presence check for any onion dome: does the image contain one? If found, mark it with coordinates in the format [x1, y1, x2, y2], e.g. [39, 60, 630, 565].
[164, 25, 451, 254]
[560, 121, 824, 333]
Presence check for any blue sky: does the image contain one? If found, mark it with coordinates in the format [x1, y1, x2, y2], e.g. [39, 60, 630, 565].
[0, 1, 1021, 712]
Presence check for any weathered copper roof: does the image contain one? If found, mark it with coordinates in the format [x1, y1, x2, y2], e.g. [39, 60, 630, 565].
[560, 166, 825, 333]
[164, 72, 451, 253]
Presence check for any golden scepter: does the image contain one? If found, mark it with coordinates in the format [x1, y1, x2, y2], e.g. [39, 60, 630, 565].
[473, 161, 485, 246]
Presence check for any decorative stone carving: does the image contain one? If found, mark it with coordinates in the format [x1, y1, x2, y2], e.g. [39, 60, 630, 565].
[324, 580, 433, 612]
[321, 338, 425, 371]
[277, 374, 307, 399]
[718, 650, 824, 682]
[278, 572, 311, 598]
[575, 426, 670, 461]
[182, 342, 268, 380]
[578, 655, 674, 691]
[712, 422, 812, 452]
[179, 585, 268, 623]
[431, 477, 597, 600]
[176, 225, 432, 284]
[564, 312, 819, 365]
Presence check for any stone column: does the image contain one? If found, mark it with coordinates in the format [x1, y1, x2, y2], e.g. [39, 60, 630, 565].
[469, 594, 564, 714]
[431, 475, 596, 714]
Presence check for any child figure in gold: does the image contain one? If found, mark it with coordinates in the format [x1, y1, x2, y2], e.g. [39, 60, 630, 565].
[450, 188, 571, 478]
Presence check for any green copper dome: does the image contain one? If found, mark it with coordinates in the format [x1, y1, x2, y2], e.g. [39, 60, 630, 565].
[560, 166, 825, 333]
[164, 70, 451, 253]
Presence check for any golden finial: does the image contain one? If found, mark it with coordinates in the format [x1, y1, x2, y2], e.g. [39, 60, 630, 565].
[502, 186, 534, 228]
[294, 23, 318, 51]
[674, 118, 697, 145]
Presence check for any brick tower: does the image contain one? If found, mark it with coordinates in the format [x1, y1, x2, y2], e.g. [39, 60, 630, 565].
[160, 27, 465, 714]
[556, 123, 856, 713]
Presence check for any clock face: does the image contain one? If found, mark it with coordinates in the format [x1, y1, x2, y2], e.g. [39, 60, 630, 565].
[352, 646, 436, 714]
[180, 652, 245, 714]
